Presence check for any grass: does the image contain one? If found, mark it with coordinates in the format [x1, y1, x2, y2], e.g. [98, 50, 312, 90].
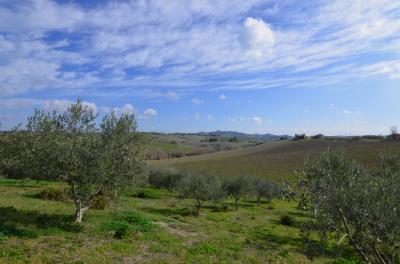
[2, 139, 390, 263]
[0, 178, 361, 264]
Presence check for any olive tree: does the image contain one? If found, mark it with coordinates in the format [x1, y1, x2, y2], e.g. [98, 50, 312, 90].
[1, 99, 146, 222]
[250, 177, 280, 206]
[178, 171, 225, 215]
[222, 175, 250, 210]
[148, 166, 183, 198]
[299, 150, 400, 264]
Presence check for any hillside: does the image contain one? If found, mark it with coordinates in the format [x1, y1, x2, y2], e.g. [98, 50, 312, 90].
[143, 131, 285, 160]
[151, 138, 400, 182]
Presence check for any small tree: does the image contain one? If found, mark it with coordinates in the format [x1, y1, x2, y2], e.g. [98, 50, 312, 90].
[178, 171, 225, 215]
[250, 177, 280, 206]
[389, 126, 399, 141]
[148, 166, 183, 197]
[222, 175, 250, 210]
[1, 99, 146, 222]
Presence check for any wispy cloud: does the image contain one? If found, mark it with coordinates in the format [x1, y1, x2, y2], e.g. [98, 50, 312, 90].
[192, 98, 205, 105]
[342, 109, 361, 115]
[0, 0, 399, 99]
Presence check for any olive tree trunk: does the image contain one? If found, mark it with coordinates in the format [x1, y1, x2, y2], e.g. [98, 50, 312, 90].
[74, 200, 90, 223]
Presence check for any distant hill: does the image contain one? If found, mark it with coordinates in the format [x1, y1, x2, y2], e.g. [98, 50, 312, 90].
[193, 130, 291, 141]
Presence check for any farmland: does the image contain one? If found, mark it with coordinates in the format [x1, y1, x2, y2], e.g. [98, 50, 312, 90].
[143, 131, 281, 160]
[152, 138, 400, 182]
[1, 127, 399, 263]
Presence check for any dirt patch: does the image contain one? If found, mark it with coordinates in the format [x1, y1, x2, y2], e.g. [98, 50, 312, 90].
[154, 221, 197, 238]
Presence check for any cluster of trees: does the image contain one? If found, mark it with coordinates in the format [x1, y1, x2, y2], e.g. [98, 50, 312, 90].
[295, 150, 400, 264]
[0, 99, 146, 222]
[148, 168, 281, 215]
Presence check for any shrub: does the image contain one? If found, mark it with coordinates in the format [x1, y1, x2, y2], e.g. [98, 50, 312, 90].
[35, 186, 70, 202]
[129, 188, 158, 199]
[280, 214, 295, 226]
[0, 232, 7, 243]
[108, 221, 131, 239]
[330, 258, 365, 264]
[133, 190, 147, 198]
[117, 212, 154, 233]
[103, 211, 154, 239]
[90, 195, 111, 210]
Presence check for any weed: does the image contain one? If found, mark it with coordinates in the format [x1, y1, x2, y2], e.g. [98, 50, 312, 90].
[90, 195, 111, 210]
[34, 186, 70, 202]
[117, 211, 154, 232]
[280, 214, 295, 226]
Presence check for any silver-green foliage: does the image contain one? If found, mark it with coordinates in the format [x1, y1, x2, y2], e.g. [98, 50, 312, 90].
[250, 177, 280, 205]
[148, 166, 183, 197]
[300, 150, 400, 264]
[0, 99, 146, 222]
[222, 175, 250, 210]
[178, 171, 225, 215]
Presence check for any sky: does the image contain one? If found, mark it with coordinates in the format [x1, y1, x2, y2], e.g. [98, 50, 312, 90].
[1, 0, 400, 135]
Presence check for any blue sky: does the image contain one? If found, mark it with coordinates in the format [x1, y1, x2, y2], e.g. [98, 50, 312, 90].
[1, 0, 400, 135]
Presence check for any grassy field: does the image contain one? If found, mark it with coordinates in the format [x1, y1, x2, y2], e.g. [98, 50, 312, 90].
[2, 139, 397, 263]
[152, 139, 400, 182]
[0, 179, 358, 264]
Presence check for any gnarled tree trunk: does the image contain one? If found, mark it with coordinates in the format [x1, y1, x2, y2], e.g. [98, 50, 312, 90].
[74, 200, 89, 223]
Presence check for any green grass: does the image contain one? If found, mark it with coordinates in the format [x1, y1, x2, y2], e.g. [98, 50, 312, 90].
[1, 140, 396, 263]
[0, 179, 361, 264]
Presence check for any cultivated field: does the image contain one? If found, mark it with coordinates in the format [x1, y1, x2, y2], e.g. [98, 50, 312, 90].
[152, 139, 400, 182]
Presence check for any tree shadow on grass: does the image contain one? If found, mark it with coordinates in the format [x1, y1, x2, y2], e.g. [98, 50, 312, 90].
[139, 206, 193, 217]
[249, 226, 356, 260]
[287, 210, 310, 218]
[0, 206, 82, 238]
[250, 229, 304, 251]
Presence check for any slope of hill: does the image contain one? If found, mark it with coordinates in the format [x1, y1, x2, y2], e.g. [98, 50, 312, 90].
[151, 138, 400, 182]
[143, 131, 284, 160]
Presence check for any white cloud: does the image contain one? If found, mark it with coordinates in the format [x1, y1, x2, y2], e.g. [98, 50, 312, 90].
[141, 108, 157, 119]
[43, 99, 97, 112]
[228, 115, 264, 125]
[0, 0, 400, 98]
[194, 113, 201, 119]
[250, 116, 263, 125]
[165, 92, 180, 100]
[192, 98, 205, 104]
[240, 17, 275, 60]
[0, 98, 97, 112]
[112, 104, 135, 115]
[219, 94, 227, 100]
[207, 114, 214, 120]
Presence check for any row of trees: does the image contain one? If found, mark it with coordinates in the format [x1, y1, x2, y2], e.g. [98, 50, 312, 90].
[0, 99, 146, 222]
[148, 167, 281, 215]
